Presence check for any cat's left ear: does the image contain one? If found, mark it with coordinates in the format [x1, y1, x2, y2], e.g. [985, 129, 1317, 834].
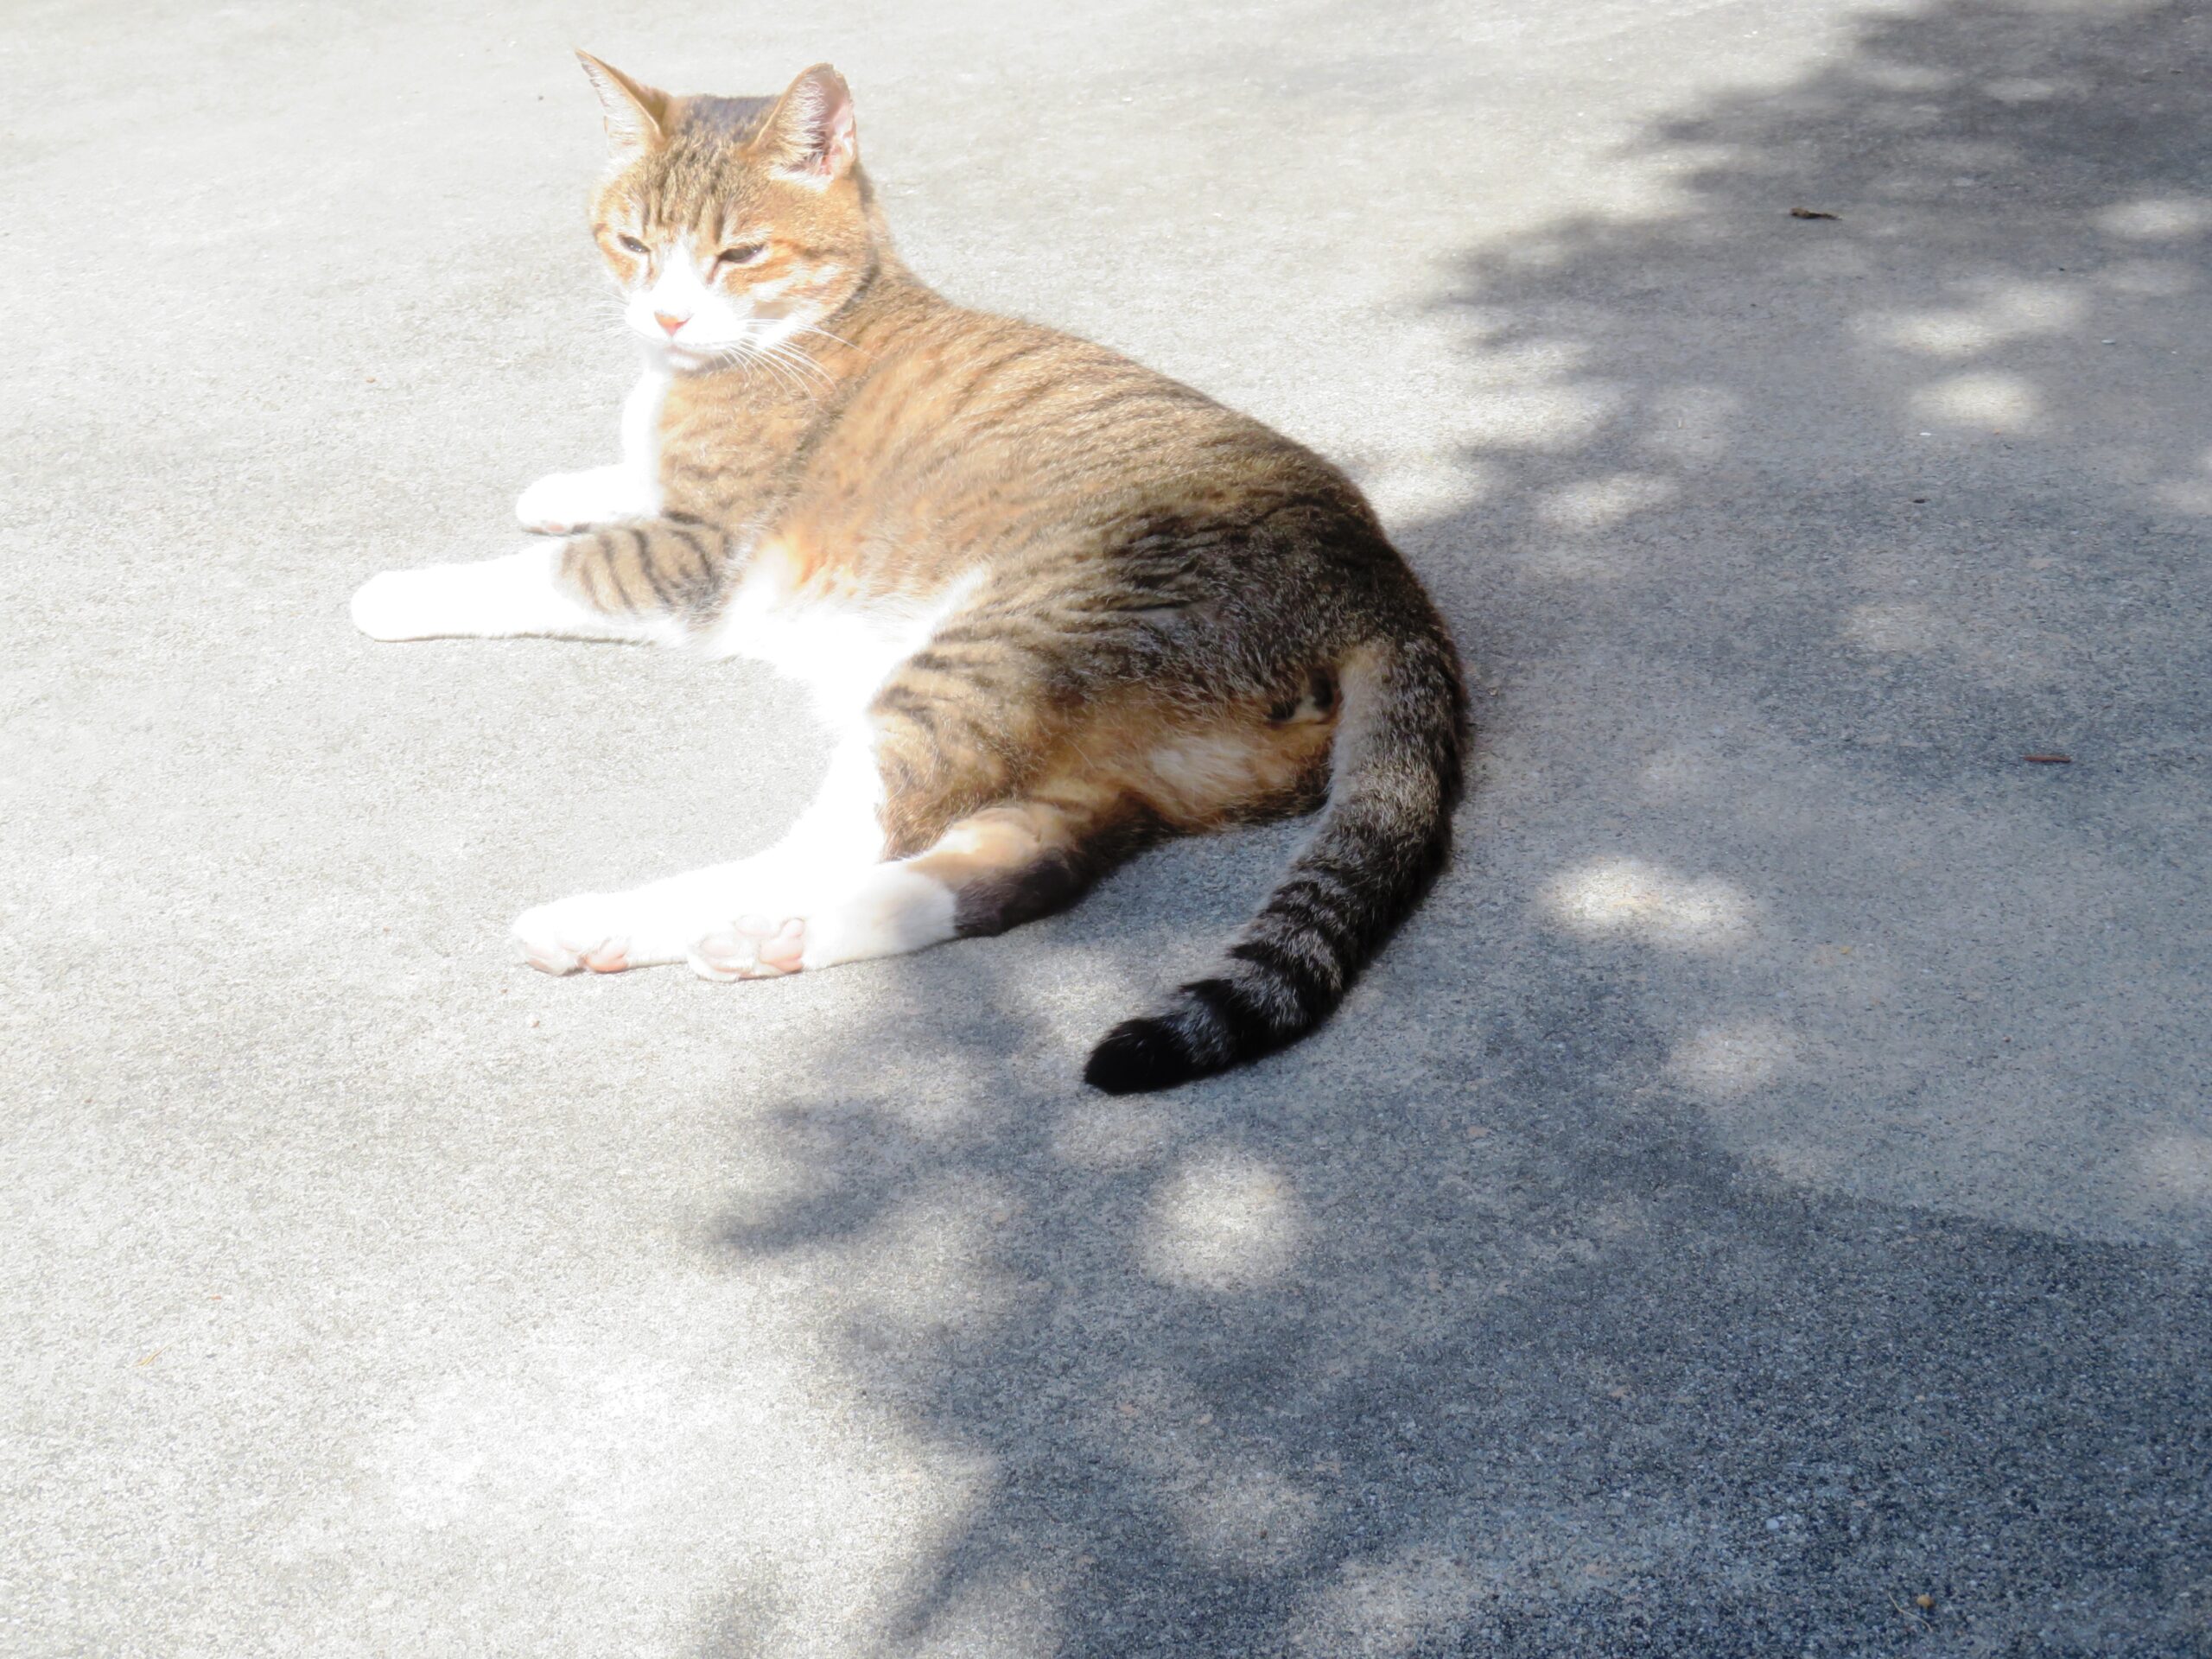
[759, 64, 857, 187]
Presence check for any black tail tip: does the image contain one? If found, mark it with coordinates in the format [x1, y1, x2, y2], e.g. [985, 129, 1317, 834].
[1084, 1017, 1203, 1095]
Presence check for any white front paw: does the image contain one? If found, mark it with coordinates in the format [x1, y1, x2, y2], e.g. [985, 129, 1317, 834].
[351, 569, 443, 641]
[517, 467, 647, 534]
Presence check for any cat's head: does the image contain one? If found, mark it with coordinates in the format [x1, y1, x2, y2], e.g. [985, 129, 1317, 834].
[575, 55, 879, 372]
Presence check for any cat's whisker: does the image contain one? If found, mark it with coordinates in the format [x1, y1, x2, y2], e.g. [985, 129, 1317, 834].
[731, 338, 814, 399]
[702, 342, 763, 385]
[737, 340, 800, 390]
[791, 323, 871, 359]
[771, 334, 840, 385]
[728, 332, 830, 399]
[760, 340, 835, 395]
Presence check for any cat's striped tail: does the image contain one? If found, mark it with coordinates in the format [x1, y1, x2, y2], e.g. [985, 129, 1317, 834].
[1083, 629, 1466, 1094]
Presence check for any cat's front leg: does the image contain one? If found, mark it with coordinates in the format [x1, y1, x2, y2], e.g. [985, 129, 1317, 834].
[351, 544, 632, 643]
[515, 465, 658, 534]
[517, 366, 671, 531]
[351, 543, 665, 643]
[353, 522, 721, 644]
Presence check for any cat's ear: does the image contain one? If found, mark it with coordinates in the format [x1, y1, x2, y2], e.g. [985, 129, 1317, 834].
[759, 64, 857, 187]
[575, 52, 671, 155]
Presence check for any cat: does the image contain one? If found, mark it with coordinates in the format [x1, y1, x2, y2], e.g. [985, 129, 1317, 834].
[350, 55, 1465, 1093]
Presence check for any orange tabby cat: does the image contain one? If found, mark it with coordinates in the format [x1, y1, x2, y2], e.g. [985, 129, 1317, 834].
[352, 56, 1465, 1092]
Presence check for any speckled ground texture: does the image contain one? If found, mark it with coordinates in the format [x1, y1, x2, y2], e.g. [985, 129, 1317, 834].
[6, 0, 2210, 1654]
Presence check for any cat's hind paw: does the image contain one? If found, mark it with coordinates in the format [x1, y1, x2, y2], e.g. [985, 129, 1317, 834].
[512, 895, 639, 976]
[687, 916, 807, 981]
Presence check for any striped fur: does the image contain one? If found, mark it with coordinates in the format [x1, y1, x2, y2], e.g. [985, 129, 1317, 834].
[364, 59, 1468, 1090]
[559, 519, 728, 622]
[1084, 636, 1465, 1092]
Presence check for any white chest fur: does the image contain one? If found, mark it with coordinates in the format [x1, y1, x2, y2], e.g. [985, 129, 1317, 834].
[618, 365, 672, 501]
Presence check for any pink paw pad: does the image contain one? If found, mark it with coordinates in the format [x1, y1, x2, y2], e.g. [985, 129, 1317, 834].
[518, 945, 573, 976]
[688, 916, 807, 982]
[513, 904, 632, 976]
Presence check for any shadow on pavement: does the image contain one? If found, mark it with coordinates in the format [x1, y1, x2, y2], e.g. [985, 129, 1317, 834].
[696, 3, 2212, 1652]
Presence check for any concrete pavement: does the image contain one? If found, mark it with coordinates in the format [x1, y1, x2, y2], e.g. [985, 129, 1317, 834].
[4, 0, 2208, 1653]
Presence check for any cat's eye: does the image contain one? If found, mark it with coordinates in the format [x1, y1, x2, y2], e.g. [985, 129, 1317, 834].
[716, 242, 768, 268]
[615, 233, 650, 255]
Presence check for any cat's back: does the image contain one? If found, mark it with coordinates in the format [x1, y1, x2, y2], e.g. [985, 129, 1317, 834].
[836, 288, 1356, 515]
[683, 277, 1391, 613]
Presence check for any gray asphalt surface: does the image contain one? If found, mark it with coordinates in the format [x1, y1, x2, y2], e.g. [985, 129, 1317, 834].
[5, 0, 2209, 1654]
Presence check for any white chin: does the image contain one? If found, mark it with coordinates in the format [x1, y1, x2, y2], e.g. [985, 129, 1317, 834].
[663, 340, 726, 371]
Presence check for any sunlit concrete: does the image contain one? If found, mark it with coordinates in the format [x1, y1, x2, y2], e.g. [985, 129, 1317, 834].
[1140, 1154, 1306, 1294]
[1541, 857, 1758, 951]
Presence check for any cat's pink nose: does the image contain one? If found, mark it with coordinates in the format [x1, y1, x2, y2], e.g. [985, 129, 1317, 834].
[654, 311, 688, 336]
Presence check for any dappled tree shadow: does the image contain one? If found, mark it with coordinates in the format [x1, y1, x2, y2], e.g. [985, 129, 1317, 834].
[694, 3, 2212, 1654]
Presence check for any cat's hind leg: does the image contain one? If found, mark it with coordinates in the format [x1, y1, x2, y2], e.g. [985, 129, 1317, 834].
[685, 657, 1133, 976]
[352, 520, 723, 643]
[514, 734, 1130, 981]
[512, 736, 895, 975]
[515, 645, 1134, 979]
[687, 795, 1129, 980]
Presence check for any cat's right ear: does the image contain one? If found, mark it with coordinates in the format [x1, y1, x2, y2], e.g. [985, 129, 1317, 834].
[575, 52, 670, 156]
